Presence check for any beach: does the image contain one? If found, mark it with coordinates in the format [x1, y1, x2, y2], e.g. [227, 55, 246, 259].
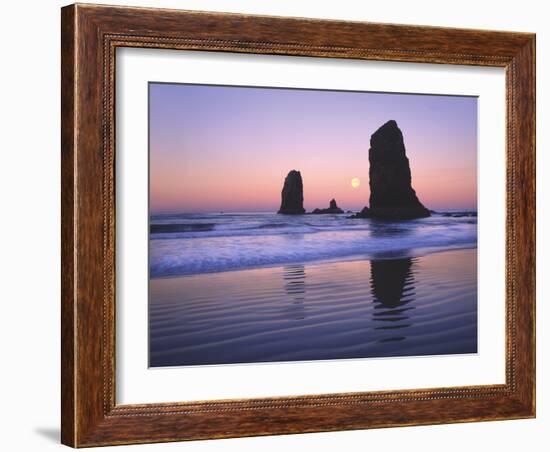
[149, 227, 477, 367]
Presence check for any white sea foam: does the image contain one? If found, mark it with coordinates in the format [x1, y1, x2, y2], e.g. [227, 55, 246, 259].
[149, 212, 477, 277]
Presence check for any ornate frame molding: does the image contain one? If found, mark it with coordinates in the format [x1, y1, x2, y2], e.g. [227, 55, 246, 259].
[62, 4, 535, 447]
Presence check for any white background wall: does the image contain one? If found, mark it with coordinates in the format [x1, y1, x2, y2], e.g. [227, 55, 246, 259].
[0, 1, 546, 450]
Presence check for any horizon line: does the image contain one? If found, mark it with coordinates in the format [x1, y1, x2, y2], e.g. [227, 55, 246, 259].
[150, 207, 479, 216]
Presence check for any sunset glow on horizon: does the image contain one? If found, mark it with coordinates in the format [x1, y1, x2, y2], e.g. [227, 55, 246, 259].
[149, 83, 477, 214]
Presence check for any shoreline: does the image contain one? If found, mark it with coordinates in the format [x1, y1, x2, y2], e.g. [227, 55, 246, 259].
[150, 243, 477, 280]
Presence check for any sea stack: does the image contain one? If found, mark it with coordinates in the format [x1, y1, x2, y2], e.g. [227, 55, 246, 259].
[367, 120, 430, 220]
[278, 170, 305, 214]
[312, 199, 344, 214]
[349, 206, 370, 219]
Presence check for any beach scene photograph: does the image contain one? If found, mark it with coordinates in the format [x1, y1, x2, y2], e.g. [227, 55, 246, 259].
[148, 82, 478, 367]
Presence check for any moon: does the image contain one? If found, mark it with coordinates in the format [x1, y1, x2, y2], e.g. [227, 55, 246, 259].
[351, 177, 360, 189]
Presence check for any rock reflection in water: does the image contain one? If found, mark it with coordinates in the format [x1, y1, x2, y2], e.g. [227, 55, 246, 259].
[282, 264, 306, 320]
[370, 257, 416, 343]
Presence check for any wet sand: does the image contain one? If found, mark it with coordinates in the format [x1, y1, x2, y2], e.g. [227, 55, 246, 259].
[149, 248, 477, 367]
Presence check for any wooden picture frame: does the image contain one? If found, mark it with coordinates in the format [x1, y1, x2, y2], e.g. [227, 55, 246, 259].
[61, 3, 535, 447]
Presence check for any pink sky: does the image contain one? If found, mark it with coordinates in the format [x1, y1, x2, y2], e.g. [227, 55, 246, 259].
[149, 83, 477, 213]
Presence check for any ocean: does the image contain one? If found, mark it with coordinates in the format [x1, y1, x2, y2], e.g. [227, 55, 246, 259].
[149, 211, 477, 277]
[149, 212, 478, 367]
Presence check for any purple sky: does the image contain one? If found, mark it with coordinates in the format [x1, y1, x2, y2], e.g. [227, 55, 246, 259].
[149, 83, 477, 213]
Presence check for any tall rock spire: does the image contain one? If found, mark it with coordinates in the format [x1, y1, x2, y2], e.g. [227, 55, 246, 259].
[278, 170, 306, 214]
[367, 120, 430, 219]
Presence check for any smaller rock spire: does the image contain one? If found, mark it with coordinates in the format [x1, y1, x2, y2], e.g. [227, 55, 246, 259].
[278, 170, 305, 214]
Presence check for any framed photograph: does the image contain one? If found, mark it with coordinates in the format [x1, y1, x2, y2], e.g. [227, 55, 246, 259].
[61, 3, 535, 447]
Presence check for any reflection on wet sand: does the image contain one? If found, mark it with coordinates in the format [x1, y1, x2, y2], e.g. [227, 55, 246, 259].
[282, 264, 306, 320]
[370, 257, 416, 343]
[149, 249, 477, 366]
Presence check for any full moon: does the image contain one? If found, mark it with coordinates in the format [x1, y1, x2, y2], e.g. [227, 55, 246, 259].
[351, 177, 360, 189]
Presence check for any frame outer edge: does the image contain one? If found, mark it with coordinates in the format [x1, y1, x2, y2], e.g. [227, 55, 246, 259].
[60, 3, 536, 447]
[61, 3, 77, 448]
[531, 35, 536, 417]
[514, 35, 536, 415]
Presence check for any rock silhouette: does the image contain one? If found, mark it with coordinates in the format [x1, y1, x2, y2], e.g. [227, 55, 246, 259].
[278, 170, 306, 214]
[367, 120, 430, 219]
[348, 206, 370, 219]
[311, 198, 344, 214]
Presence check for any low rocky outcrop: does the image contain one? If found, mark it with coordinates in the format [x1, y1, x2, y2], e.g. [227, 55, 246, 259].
[366, 120, 430, 220]
[348, 206, 370, 219]
[441, 211, 477, 218]
[311, 199, 344, 214]
[278, 170, 305, 214]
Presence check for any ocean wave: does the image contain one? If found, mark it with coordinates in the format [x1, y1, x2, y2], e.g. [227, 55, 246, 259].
[149, 213, 477, 278]
[150, 223, 215, 233]
[258, 222, 291, 229]
[439, 211, 477, 218]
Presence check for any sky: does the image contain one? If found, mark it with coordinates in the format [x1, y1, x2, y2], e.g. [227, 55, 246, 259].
[149, 83, 477, 213]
